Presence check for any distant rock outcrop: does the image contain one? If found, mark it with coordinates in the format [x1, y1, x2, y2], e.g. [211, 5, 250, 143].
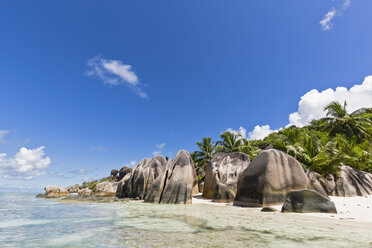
[203, 152, 250, 202]
[117, 166, 132, 181]
[43, 185, 70, 198]
[117, 156, 167, 199]
[95, 181, 119, 197]
[281, 189, 337, 213]
[145, 150, 198, 204]
[234, 149, 309, 207]
[109, 169, 119, 181]
[66, 185, 79, 193]
[78, 188, 93, 196]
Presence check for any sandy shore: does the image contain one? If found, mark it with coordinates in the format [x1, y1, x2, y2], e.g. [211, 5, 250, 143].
[192, 194, 372, 223]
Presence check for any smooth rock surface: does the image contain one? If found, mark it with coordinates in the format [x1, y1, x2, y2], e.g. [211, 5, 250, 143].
[116, 173, 132, 198]
[281, 190, 337, 213]
[119, 156, 167, 199]
[44, 185, 70, 198]
[198, 180, 204, 193]
[95, 181, 119, 197]
[203, 152, 250, 203]
[145, 150, 198, 204]
[234, 149, 309, 207]
[306, 170, 328, 196]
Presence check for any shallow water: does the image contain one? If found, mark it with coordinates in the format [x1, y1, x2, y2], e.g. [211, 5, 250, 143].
[1, 192, 372, 247]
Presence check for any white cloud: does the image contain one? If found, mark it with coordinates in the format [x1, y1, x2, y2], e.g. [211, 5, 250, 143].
[320, 9, 336, 30]
[226, 126, 247, 139]
[288, 75, 372, 127]
[124, 160, 137, 167]
[86, 56, 148, 98]
[152, 143, 166, 156]
[248, 125, 278, 140]
[0, 146, 51, 178]
[226, 125, 278, 140]
[231, 75, 372, 140]
[320, 0, 351, 31]
[0, 130, 10, 143]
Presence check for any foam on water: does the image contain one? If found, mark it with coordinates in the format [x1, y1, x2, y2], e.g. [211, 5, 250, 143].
[1, 192, 372, 247]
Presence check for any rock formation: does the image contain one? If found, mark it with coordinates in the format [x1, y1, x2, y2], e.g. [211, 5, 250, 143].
[116, 173, 132, 198]
[281, 189, 337, 213]
[145, 150, 198, 204]
[203, 152, 250, 202]
[306, 170, 328, 196]
[66, 185, 79, 193]
[78, 188, 93, 196]
[198, 180, 204, 193]
[109, 169, 119, 181]
[234, 149, 309, 207]
[117, 166, 132, 181]
[43, 185, 70, 198]
[117, 155, 167, 199]
[95, 181, 119, 197]
[307, 166, 372, 197]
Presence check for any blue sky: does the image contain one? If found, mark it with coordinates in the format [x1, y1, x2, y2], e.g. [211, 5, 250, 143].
[1, 0, 372, 191]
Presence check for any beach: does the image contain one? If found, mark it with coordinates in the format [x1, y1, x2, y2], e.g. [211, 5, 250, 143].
[192, 194, 372, 223]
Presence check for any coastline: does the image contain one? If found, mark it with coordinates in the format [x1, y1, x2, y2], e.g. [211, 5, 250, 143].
[192, 193, 372, 224]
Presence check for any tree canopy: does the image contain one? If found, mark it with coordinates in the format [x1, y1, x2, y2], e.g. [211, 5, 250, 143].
[192, 102, 372, 176]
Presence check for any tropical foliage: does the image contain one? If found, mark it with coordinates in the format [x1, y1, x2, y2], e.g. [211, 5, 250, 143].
[192, 102, 372, 176]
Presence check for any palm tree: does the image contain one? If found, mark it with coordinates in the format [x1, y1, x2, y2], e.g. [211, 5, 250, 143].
[321, 101, 371, 142]
[193, 137, 216, 170]
[240, 138, 261, 161]
[216, 131, 243, 153]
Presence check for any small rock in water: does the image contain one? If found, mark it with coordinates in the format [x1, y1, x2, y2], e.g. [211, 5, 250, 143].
[261, 207, 278, 212]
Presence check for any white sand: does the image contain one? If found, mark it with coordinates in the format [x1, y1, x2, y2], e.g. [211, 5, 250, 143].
[192, 194, 372, 223]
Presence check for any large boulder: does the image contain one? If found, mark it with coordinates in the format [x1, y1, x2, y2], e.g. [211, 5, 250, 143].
[326, 166, 372, 197]
[145, 150, 198, 204]
[234, 149, 309, 207]
[116, 173, 132, 198]
[78, 188, 93, 196]
[203, 152, 250, 202]
[95, 181, 119, 197]
[117, 166, 132, 181]
[66, 185, 79, 193]
[281, 190, 337, 213]
[306, 170, 328, 196]
[44, 185, 70, 198]
[118, 156, 167, 199]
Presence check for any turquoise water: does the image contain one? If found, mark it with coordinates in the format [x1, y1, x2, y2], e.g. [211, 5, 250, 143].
[1, 192, 372, 247]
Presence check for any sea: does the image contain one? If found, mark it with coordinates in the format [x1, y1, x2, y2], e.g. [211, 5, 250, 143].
[0, 192, 372, 247]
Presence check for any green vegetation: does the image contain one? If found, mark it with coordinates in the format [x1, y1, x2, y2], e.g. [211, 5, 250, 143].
[192, 101, 372, 176]
[81, 178, 114, 192]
